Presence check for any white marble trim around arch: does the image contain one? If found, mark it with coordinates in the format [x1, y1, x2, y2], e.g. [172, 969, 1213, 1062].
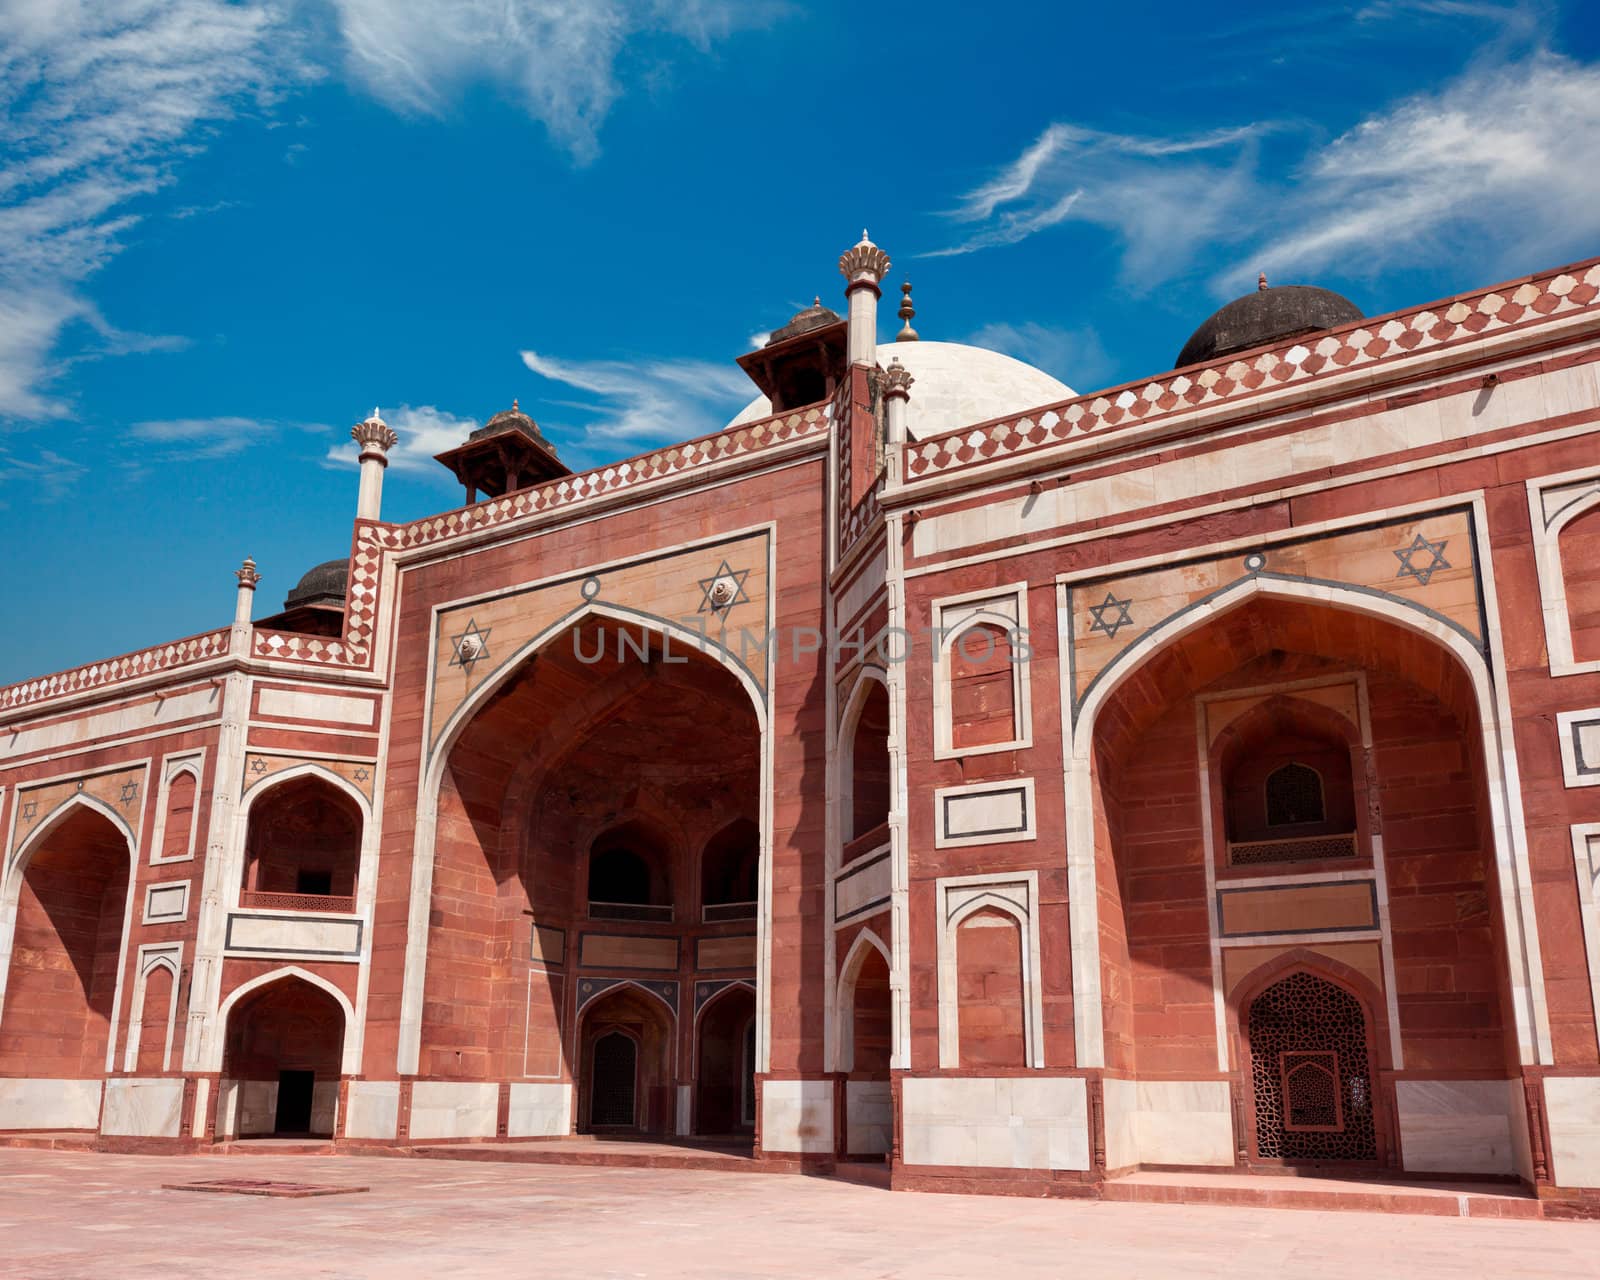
[207, 964, 358, 1075]
[0, 791, 139, 1074]
[1061, 569, 1551, 1070]
[397, 600, 774, 1078]
[1526, 464, 1600, 677]
[834, 928, 890, 1073]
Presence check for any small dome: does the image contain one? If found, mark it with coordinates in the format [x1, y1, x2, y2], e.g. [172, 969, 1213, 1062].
[766, 298, 842, 346]
[727, 340, 1074, 438]
[1176, 282, 1363, 369]
[284, 559, 348, 610]
[470, 400, 557, 451]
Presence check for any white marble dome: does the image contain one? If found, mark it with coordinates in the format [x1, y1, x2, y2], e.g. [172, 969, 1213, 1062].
[726, 340, 1074, 440]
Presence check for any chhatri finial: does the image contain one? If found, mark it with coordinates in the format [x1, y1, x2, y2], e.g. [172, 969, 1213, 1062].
[862, 228, 870, 242]
[512, 397, 519, 413]
[896, 280, 919, 342]
[1258, 271, 1268, 292]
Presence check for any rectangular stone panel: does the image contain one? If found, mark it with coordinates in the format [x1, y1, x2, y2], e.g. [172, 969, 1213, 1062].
[101, 1078, 183, 1138]
[409, 1081, 498, 1141]
[1216, 880, 1378, 938]
[579, 933, 678, 971]
[508, 1083, 573, 1137]
[900, 1076, 1089, 1171]
[531, 925, 565, 966]
[224, 911, 363, 960]
[345, 1081, 400, 1140]
[143, 881, 190, 924]
[835, 849, 890, 922]
[934, 778, 1037, 848]
[0, 1079, 102, 1130]
[696, 935, 756, 971]
[256, 687, 377, 727]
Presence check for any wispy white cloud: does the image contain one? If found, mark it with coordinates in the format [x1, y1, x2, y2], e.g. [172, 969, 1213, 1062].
[965, 321, 1113, 391]
[0, 0, 301, 420]
[1241, 52, 1600, 289]
[0, 442, 88, 504]
[521, 350, 756, 450]
[327, 0, 781, 164]
[134, 413, 333, 461]
[0, 1, 777, 426]
[927, 49, 1600, 297]
[323, 403, 479, 478]
[925, 124, 1265, 274]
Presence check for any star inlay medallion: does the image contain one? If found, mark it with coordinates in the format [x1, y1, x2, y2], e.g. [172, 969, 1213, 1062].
[697, 561, 751, 615]
[1087, 591, 1135, 639]
[449, 619, 493, 671]
[1394, 534, 1450, 586]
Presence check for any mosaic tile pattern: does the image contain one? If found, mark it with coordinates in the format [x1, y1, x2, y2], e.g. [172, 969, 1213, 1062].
[904, 262, 1600, 481]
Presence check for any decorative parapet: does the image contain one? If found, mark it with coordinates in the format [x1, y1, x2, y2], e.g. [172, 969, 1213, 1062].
[0, 402, 835, 708]
[0, 628, 231, 716]
[383, 403, 830, 554]
[903, 260, 1600, 483]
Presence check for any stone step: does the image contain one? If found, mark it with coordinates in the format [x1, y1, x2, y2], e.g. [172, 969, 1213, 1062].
[1101, 1170, 1542, 1219]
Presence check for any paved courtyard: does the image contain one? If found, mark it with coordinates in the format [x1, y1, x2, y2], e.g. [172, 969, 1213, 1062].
[1, 1149, 1597, 1279]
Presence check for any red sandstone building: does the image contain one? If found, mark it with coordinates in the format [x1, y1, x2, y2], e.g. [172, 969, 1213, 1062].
[3, 234, 1600, 1209]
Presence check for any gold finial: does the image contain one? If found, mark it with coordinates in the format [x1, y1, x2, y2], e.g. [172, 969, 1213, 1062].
[896, 280, 919, 342]
[1258, 271, 1269, 291]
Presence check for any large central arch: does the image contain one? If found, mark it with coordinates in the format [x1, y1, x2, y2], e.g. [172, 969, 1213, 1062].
[397, 603, 772, 1133]
[1061, 571, 1550, 1071]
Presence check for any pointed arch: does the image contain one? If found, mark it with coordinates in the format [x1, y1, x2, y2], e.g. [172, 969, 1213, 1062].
[834, 929, 891, 1072]
[838, 665, 891, 845]
[574, 977, 678, 1022]
[0, 791, 139, 1074]
[399, 602, 772, 1078]
[211, 965, 357, 1074]
[1061, 570, 1550, 1069]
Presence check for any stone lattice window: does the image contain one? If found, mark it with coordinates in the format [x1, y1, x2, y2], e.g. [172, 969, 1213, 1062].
[1265, 762, 1325, 827]
[1248, 971, 1376, 1161]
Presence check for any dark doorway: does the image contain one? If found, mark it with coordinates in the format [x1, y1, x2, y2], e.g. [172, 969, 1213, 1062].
[274, 1069, 315, 1134]
[590, 1032, 637, 1128]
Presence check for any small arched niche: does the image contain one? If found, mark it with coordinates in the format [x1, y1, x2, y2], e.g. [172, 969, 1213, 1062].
[587, 818, 674, 922]
[241, 774, 362, 909]
[700, 817, 759, 922]
[1219, 701, 1359, 869]
[842, 677, 890, 846]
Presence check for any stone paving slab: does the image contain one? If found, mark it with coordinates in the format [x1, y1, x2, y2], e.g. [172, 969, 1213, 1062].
[0, 1148, 1596, 1279]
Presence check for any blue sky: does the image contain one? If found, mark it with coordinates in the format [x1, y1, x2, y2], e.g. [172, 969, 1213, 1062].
[1, 0, 1597, 683]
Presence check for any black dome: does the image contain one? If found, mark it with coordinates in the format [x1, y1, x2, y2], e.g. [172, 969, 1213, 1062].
[284, 559, 348, 610]
[1176, 283, 1363, 369]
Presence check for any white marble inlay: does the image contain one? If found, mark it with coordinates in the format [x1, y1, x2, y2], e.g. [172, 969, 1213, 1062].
[508, 1082, 572, 1138]
[1543, 1076, 1600, 1188]
[835, 848, 891, 921]
[1395, 1079, 1517, 1175]
[935, 778, 1036, 848]
[900, 1076, 1088, 1171]
[344, 1080, 399, 1140]
[0, 1078, 101, 1130]
[845, 1080, 892, 1155]
[101, 1078, 183, 1138]
[760, 1079, 833, 1153]
[224, 912, 362, 959]
[409, 1081, 498, 1140]
[256, 687, 376, 727]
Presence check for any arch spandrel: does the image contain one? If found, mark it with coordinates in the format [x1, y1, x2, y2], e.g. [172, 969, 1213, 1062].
[425, 528, 772, 755]
[1066, 508, 1481, 719]
[239, 753, 376, 804]
[9, 765, 145, 863]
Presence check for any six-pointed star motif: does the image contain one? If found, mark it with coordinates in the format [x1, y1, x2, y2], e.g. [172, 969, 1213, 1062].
[1394, 534, 1450, 586]
[697, 561, 751, 615]
[1087, 592, 1135, 639]
[450, 619, 492, 670]
[118, 781, 139, 807]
